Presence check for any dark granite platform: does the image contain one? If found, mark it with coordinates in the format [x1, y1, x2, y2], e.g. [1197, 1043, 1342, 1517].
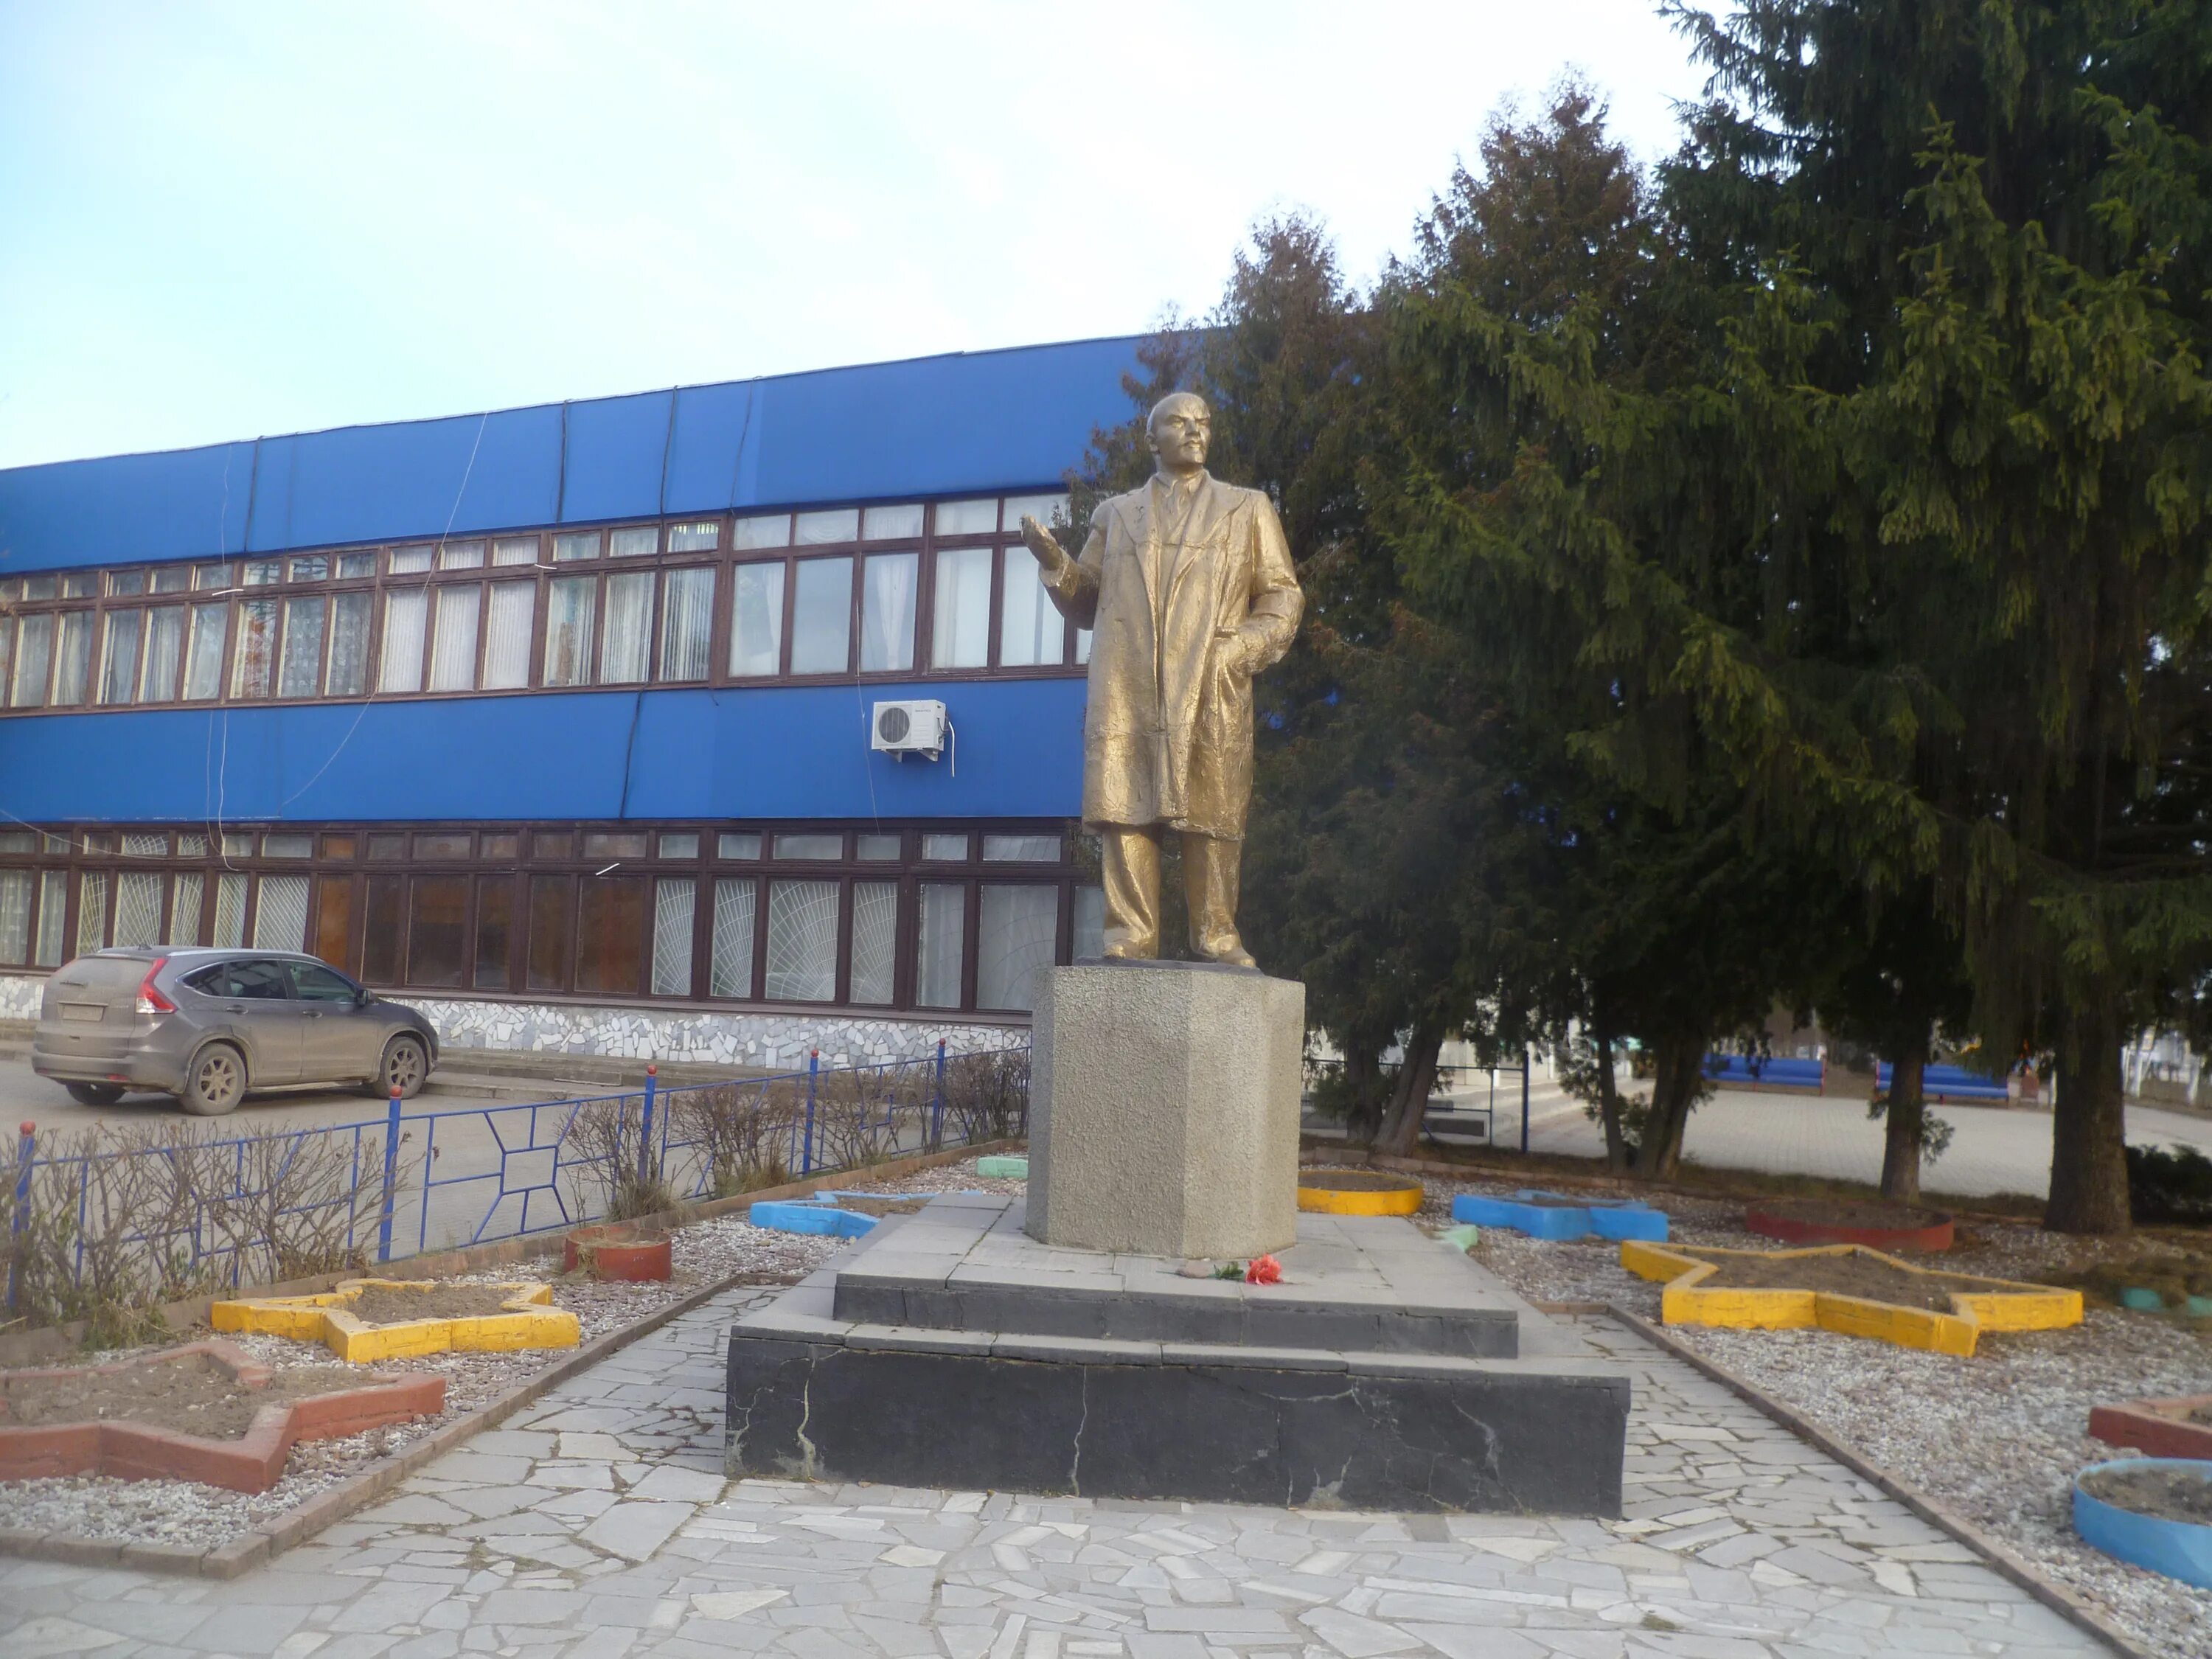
[830, 1192, 1523, 1355]
[726, 1196, 1630, 1515]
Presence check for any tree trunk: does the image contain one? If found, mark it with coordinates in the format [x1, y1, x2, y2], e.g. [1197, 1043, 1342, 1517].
[1633, 1033, 1706, 1180]
[1593, 1029, 1631, 1173]
[2047, 1001, 2132, 1235]
[1879, 1043, 1927, 1206]
[1342, 1042, 1385, 1142]
[1374, 1023, 1447, 1159]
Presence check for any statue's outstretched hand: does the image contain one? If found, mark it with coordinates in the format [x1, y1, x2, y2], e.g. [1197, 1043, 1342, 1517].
[1019, 515, 1072, 576]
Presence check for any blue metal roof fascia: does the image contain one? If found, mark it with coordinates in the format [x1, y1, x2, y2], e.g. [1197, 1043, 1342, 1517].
[0, 679, 1085, 823]
[0, 439, 258, 571]
[0, 335, 1146, 573]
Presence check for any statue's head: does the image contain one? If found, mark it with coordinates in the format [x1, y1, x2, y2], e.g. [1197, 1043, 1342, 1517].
[1147, 392, 1211, 474]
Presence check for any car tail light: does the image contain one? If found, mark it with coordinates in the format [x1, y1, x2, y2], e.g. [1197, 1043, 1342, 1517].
[136, 958, 175, 1017]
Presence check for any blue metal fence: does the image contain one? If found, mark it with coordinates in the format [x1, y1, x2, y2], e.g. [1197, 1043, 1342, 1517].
[1, 1039, 1026, 1321]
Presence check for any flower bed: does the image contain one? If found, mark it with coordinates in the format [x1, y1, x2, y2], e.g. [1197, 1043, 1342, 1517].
[0, 1340, 441, 1493]
[1296, 1168, 1424, 1217]
[1620, 1238, 2080, 1354]
[1452, 1188, 1668, 1242]
[562, 1222, 673, 1281]
[2090, 1391, 2212, 1461]
[212, 1279, 580, 1362]
[1745, 1197, 1955, 1252]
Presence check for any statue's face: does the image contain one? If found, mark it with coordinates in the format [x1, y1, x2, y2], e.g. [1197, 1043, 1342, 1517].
[1150, 396, 1211, 472]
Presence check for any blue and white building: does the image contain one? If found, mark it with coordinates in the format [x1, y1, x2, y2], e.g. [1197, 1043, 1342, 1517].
[0, 337, 1144, 1065]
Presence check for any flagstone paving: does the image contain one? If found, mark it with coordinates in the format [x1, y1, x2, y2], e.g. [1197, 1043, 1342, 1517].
[0, 1284, 2112, 1658]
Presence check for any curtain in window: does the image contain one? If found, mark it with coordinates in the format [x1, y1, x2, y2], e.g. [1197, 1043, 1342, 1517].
[710, 879, 756, 997]
[49, 613, 91, 706]
[493, 536, 538, 566]
[169, 872, 204, 945]
[406, 876, 467, 984]
[1074, 886, 1105, 961]
[325, 592, 372, 695]
[254, 875, 310, 952]
[279, 597, 326, 698]
[482, 582, 534, 689]
[77, 871, 108, 955]
[113, 872, 161, 947]
[931, 546, 992, 668]
[860, 552, 917, 672]
[999, 550, 1063, 667]
[849, 881, 897, 1004]
[141, 607, 184, 701]
[379, 589, 428, 692]
[916, 883, 965, 1008]
[10, 614, 51, 707]
[977, 885, 1057, 1012]
[428, 585, 481, 692]
[652, 877, 696, 995]
[658, 568, 714, 681]
[184, 605, 228, 700]
[790, 557, 852, 673]
[576, 877, 647, 993]
[0, 619, 13, 702]
[729, 564, 785, 677]
[474, 880, 513, 989]
[230, 599, 277, 698]
[33, 871, 66, 965]
[599, 571, 653, 684]
[543, 576, 597, 686]
[765, 880, 838, 1001]
[0, 871, 29, 964]
[98, 611, 141, 704]
[213, 873, 248, 948]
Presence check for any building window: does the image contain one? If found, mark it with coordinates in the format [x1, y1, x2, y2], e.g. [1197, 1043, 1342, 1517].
[97, 611, 141, 706]
[428, 585, 481, 692]
[50, 613, 92, 706]
[863, 504, 923, 540]
[600, 571, 653, 684]
[380, 590, 428, 692]
[711, 877, 756, 997]
[0, 871, 32, 964]
[850, 880, 897, 1004]
[652, 877, 695, 995]
[983, 834, 1060, 862]
[860, 552, 917, 672]
[729, 563, 785, 677]
[978, 885, 1057, 1012]
[231, 601, 278, 699]
[544, 576, 597, 686]
[253, 875, 311, 952]
[139, 608, 184, 702]
[362, 874, 403, 980]
[609, 526, 658, 558]
[184, 605, 229, 700]
[658, 567, 714, 681]
[170, 872, 204, 945]
[324, 593, 371, 697]
[554, 531, 599, 562]
[669, 521, 721, 552]
[279, 597, 326, 698]
[10, 615, 52, 708]
[437, 540, 485, 571]
[922, 832, 970, 860]
[796, 507, 858, 545]
[935, 498, 998, 535]
[773, 832, 841, 860]
[790, 557, 852, 673]
[493, 535, 538, 566]
[764, 879, 837, 1001]
[1000, 548, 1062, 667]
[527, 875, 571, 990]
[481, 583, 533, 690]
[932, 546, 992, 669]
[734, 513, 789, 549]
[407, 876, 467, 985]
[475, 880, 513, 990]
[35, 870, 66, 965]
[915, 883, 964, 1008]
[855, 832, 900, 860]
[576, 877, 647, 994]
[77, 872, 108, 954]
[718, 831, 762, 860]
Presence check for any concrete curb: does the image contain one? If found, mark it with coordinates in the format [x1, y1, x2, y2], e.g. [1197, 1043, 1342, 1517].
[1596, 1302, 2152, 1659]
[0, 1136, 1012, 1579]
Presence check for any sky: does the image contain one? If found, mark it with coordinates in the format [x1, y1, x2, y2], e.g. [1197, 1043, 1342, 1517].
[0, 2, 1713, 470]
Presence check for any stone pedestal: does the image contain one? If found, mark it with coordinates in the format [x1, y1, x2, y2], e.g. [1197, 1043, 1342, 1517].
[1026, 961, 1303, 1260]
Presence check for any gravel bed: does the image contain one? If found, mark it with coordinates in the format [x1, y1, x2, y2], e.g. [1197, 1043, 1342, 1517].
[1426, 1172, 2212, 1659]
[0, 1208, 845, 1552]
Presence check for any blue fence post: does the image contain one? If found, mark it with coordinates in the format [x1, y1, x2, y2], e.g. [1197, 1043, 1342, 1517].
[376, 1088, 403, 1264]
[639, 1064, 658, 1187]
[802, 1050, 819, 1175]
[7, 1122, 32, 1315]
[932, 1040, 947, 1150]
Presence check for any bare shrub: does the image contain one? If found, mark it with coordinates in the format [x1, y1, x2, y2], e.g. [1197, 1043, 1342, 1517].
[0, 1118, 418, 1347]
[810, 1063, 930, 1172]
[667, 1079, 799, 1198]
[557, 1097, 680, 1222]
[940, 1047, 1030, 1147]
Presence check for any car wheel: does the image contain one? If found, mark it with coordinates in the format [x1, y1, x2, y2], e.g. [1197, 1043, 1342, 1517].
[64, 1082, 124, 1106]
[378, 1034, 428, 1100]
[181, 1043, 247, 1116]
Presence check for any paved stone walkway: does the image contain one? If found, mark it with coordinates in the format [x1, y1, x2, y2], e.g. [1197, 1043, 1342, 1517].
[0, 1286, 2111, 1658]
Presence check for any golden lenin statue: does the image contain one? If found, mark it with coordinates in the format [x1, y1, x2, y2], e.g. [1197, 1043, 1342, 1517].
[1020, 392, 1303, 967]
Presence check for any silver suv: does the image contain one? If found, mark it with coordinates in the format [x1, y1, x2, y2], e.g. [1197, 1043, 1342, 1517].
[34, 947, 439, 1116]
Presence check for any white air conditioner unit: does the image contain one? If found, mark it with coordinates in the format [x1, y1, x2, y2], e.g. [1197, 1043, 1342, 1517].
[871, 698, 949, 762]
